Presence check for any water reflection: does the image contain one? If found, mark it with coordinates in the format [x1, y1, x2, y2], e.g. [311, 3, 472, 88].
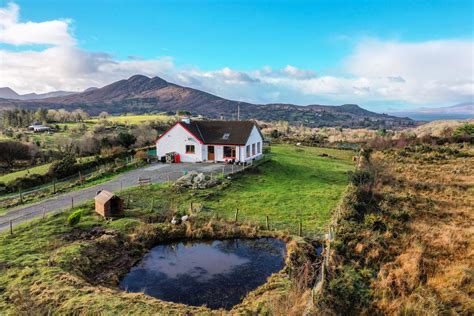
[120, 238, 286, 309]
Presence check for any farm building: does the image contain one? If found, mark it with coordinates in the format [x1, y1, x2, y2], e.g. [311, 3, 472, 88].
[156, 119, 264, 163]
[94, 190, 124, 218]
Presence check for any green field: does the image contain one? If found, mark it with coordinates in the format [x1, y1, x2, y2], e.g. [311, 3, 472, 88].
[0, 144, 353, 313]
[0, 163, 51, 183]
[124, 144, 354, 234]
[87, 114, 172, 124]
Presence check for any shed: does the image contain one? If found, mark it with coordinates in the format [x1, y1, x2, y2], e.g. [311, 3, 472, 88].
[94, 190, 124, 218]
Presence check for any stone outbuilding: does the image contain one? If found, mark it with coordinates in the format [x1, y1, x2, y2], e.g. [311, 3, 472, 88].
[94, 190, 124, 218]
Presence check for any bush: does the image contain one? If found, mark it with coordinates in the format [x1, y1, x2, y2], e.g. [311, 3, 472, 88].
[134, 150, 148, 161]
[48, 155, 78, 178]
[67, 209, 83, 226]
[348, 170, 374, 186]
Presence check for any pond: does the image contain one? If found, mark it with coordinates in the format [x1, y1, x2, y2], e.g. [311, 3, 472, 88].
[119, 238, 286, 309]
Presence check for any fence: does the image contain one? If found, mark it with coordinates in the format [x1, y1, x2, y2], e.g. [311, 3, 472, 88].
[0, 156, 139, 209]
[0, 156, 269, 234]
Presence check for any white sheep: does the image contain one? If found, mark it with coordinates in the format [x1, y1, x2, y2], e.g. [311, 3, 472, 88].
[181, 215, 189, 222]
[171, 216, 177, 225]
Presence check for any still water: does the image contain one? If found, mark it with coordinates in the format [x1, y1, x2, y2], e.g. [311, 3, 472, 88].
[120, 238, 286, 309]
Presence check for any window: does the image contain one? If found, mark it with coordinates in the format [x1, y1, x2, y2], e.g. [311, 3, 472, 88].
[246, 145, 250, 158]
[222, 133, 230, 140]
[185, 145, 195, 154]
[223, 146, 236, 158]
[257, 142, 261, 154]
[252, 143, 256, 155]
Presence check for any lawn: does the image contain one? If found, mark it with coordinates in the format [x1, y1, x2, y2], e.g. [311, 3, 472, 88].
[123, 144, 354, 235]
[0, 156, 95, 185]
[0, 163, 51, 184]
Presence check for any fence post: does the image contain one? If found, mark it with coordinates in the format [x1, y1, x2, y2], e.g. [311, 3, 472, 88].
[19, 188, 23, 204]
[9, 220, 13, 235]
[71, 197, 74, 209]
[42, 207, 46, 219]
[222, 166, 225, 178]
[53, 179, 56, 194]
[266, 215, 269, 230]
[235, 209, 239, 222]
[231, 164, 234, 174]
[150, 198, 154, 211]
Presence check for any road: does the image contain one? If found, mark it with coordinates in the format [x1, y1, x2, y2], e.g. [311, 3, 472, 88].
[0, 162, 240, 232]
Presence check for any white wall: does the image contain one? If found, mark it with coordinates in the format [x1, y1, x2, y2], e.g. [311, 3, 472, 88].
[243, 125, 264, 162]
[156, 124, 204, 162]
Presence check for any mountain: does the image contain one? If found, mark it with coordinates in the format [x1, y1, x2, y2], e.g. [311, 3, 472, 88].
[389, 103, 473, 121]
[0, 87, 77, 100]
[0, 75, 415, 128]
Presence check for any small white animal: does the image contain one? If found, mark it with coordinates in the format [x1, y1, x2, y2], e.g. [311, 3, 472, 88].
[181, 215, 189, 222]
[296, 142, 301, 146]
[171, 216, 177, 225]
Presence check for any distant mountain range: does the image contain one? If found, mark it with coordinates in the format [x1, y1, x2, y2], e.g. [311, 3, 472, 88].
[0, 87, 78, 100]
[0, 75, 415, 128]
[389, 103, 473, 121]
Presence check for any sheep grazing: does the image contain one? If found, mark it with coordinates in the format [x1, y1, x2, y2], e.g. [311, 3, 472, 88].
[181, 215, 189, 222]
[171, 216, 177, 225]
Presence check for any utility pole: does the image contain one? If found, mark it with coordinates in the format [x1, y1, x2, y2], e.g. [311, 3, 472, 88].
[237, 104, 240, 121]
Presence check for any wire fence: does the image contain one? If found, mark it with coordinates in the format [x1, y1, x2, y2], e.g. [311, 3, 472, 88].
[0, 156, 140, 208]
[0, 156, 268, 234]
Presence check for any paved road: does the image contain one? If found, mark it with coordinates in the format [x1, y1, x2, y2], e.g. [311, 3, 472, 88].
[0, 163, 240, 232]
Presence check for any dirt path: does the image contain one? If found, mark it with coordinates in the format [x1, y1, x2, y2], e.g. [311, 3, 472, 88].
[0, 163, 238, 232]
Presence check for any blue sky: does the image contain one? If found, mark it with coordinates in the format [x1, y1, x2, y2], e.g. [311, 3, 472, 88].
[0, 0, 473, 112]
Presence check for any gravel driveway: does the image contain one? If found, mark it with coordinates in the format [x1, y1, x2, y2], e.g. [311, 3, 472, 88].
[0, 163, 239, 233]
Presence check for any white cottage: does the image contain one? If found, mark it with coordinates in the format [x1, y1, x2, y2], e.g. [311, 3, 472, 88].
[156, 119, 264, 163]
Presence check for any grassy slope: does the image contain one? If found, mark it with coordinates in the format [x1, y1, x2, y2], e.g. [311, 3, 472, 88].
[319, 144, 474, 315]
[0, 145, 353, 313]
[203, 145, 353, 232]
[0, 164, 51, 183]
[123, 145, 354, 235]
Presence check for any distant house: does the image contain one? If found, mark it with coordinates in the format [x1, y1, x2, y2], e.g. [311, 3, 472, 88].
[28, 122, 51, 132]
[156, 119, 264, 163]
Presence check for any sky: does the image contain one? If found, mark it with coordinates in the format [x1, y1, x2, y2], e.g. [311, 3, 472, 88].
[0, 0, 473, 112]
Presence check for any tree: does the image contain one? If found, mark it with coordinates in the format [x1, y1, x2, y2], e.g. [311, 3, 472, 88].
[99, 111, 109, 120]
[0, 141, 31, 167]
[117, 132, 136, 148]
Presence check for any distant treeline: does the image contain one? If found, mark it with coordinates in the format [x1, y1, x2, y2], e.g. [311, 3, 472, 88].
[0, 108, 90, 128]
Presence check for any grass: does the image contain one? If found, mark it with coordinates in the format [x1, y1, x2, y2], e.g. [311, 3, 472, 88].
[0, 144, 353, 313]
[317, 143, 474, 315]
[0, 163, 51, 183]
[122, 145, 354, 235]
[87, 114, 172, 124]
[0, 156, 95, 185]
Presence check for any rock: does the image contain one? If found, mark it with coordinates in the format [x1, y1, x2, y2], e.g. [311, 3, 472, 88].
[173, 172, 221, 190]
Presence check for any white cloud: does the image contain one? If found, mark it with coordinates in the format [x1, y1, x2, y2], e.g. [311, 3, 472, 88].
[0, 2, 472, 110]
[0, 3, 75, 46]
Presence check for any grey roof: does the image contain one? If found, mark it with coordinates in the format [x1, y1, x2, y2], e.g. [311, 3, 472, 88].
[181, 120, 262, 145]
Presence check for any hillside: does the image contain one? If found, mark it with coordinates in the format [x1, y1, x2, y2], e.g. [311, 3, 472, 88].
[0, 87, 76, 100]
[0, 75, 414, 128]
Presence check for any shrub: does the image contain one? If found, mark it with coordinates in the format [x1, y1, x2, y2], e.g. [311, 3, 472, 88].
[348, 170, 373, 186]
[67, 209, 83, 226]
[48, 155, 77, 178]
[134, 150, 148, 161]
